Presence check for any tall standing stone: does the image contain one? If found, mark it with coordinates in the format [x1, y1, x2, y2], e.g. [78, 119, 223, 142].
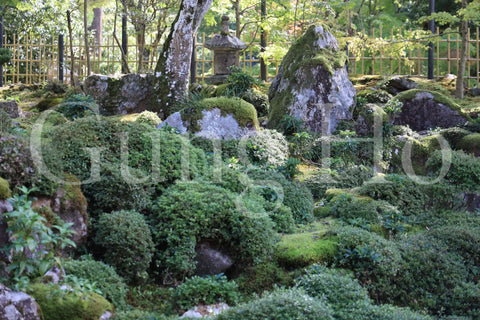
[268, 25, 355, 134]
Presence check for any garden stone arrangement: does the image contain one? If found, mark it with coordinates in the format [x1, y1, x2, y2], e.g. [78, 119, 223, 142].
[2, 9, 480, 320]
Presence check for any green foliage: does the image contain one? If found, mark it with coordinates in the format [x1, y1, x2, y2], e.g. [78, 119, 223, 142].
[248, 170, 315, 223]
[28, 282, 113, 320]
[3, 187, 75, 279]
[56, 94, 97, 120]
[457, 133, 480, 156]
[151, 181, 277, 281]
[0, 177, 12, 200]
[274, 231, 338, 268]
[113, 310, 169, 320]
[0, 48, 12, 65]
[278, 115, 304, 135]
[427, 150, 480, 192]
[240, 89, 269, 118]
[296, 265, 372, 320]
[225, 66, 258, 97]
[35, 97, 64, 112]
[278, 157, 301, 179]
[170, 274, 240, 310]
[439, 127, 472, 147]
[45, 116, 206, 214]
[63, 257, 128, 309]
[0, 133, 59, 196]
[135, 110, 162, 127]
[94, 210, 154, 283]
[269, 204, 296, 233]
[215, 288, 334, 320]
[356, 89, 393, 104]
[246, 129, 288, 167]
[0, 110, 12, 133]
[236, 261, 295, 295]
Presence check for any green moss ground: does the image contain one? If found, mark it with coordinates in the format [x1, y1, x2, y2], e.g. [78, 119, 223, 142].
[0, 177, 11, 200]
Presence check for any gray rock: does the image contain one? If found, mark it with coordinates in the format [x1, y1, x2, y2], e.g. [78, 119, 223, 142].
[181, 303, 230, 318]
[0, 284, 41, 320]
[0, 101, 20, 118]
[99, 311, 113, 320]
[469, 87, 480, 97]
[181, 310, 203, 318]
[268, 25, 355, 134]
[195, 242, 233, 276]
[394, 91, 468, 131]
[158, 108, 257, 140]
[83, 74, 158, 117]
[385, 77, 418, 95]
[42, 265, 65, 284]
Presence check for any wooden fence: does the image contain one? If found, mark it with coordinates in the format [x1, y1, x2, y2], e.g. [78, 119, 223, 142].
[1, 28, 480, 87]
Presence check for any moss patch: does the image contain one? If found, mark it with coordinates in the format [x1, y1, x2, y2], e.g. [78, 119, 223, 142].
[60, 174, 88, 223]
[0, 177, 11, 200]
[394, 89, 471, 120]
[181, 96, 259, 132]
[458, 133, 480, 156]
[356, 89, 392, 104]
[28, 283, 113, 320]
[274, 229, 338, 268]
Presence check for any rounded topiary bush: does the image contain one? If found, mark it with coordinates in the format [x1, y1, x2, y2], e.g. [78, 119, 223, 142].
[28, 283, 113, 320]
[44, 116, 206, 214]
[151, 181, 277, 281]
[170, 274, 240, 310]
[248, 170, 314, 223]
[246, 129, 288, 167]
[215, 288, 333, 320]
[94, 210, 154, 283]
[63, 257, 128, 309]
[135, 110, 162, 127]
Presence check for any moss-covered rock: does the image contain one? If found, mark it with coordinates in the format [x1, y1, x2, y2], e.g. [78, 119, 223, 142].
[160, 96, 259, 140]
[457, 133, 480, 156]
[392, 90, 470, 131]
[35, 97, 63, 112]
[268, 25, 355, 134]
[0, 177, 11, 201]
[28, 283, 113, 320]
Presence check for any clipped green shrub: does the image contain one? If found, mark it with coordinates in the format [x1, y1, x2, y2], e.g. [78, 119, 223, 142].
[236, 261, 295, 295]
[269, 204, 296, 233]
[151, 181, 277, 281]
[57, 94, 97, 120]
[296, 265, 371, 320]
[394, 233, 469, 314]
[248, 170, 315, 223]
[28, 282, 113, 320]
[247, 129, 288, 167]
[333, 226, 402, 303]
[427, 150, 480, 192]
[113, 310, 168, 320]
[170, 274, 240, 310]
[94, 210, 154, 283]
[274, 231, 338, 268]
[369, 304, 433, 320]
[63, 257, 128, 309]
[135, 110, 162, 126]
[457, 133, 480, 156]
[215, 288, 333, 320]
[241, 88, 269, 117]
[439, 127, 472, 147]
[0, 177, 11, 200]
[44, 116, 206, 214]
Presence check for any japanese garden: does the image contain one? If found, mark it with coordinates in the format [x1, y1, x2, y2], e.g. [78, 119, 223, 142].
[1, 0, 480, 319]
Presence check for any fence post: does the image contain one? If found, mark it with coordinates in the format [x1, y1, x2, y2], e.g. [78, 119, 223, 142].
[428, 0, 435, 79]
[58, 34, 64, 83]
[0, 14, 3, 87]
[121, 13, 128, 74]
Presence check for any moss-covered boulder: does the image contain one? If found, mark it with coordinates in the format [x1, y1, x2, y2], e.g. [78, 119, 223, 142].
[159, 96, 259, 140]
[0, 100, 21, 118]
[28, 283, 113, 320]
[458, 133, 480, 156]
[268, 25, 355, 134]
[0, 177, 11, 201]
[392, 90, 469, 131]
[356, 89, 393, 104]
[83, 74, 158, 117]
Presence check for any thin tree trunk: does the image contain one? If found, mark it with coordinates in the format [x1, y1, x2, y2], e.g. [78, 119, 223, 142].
[135, 25, 146, 72]
[154, 0, 213, 115]
[90, 8, 103, 58]
[67, 10, 76, 86]
[456, 0, 468, 98]
[234, 0, 241, 38]
[84, 0, 91, 76]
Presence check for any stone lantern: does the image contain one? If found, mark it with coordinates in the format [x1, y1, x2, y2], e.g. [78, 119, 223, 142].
[204, 15, 246, 84]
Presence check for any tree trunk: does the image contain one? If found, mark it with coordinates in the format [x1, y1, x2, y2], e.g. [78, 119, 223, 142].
[135, 24, 146, 72]
[154, 0, 213, 116]
[456, 0, 468, 98]
[89, 8, 103, 58]
[234, 0, 241, 38]
[84, 0, 91, 76]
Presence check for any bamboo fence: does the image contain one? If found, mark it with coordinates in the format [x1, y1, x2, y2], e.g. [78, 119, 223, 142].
[1, 28, 480, 87]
